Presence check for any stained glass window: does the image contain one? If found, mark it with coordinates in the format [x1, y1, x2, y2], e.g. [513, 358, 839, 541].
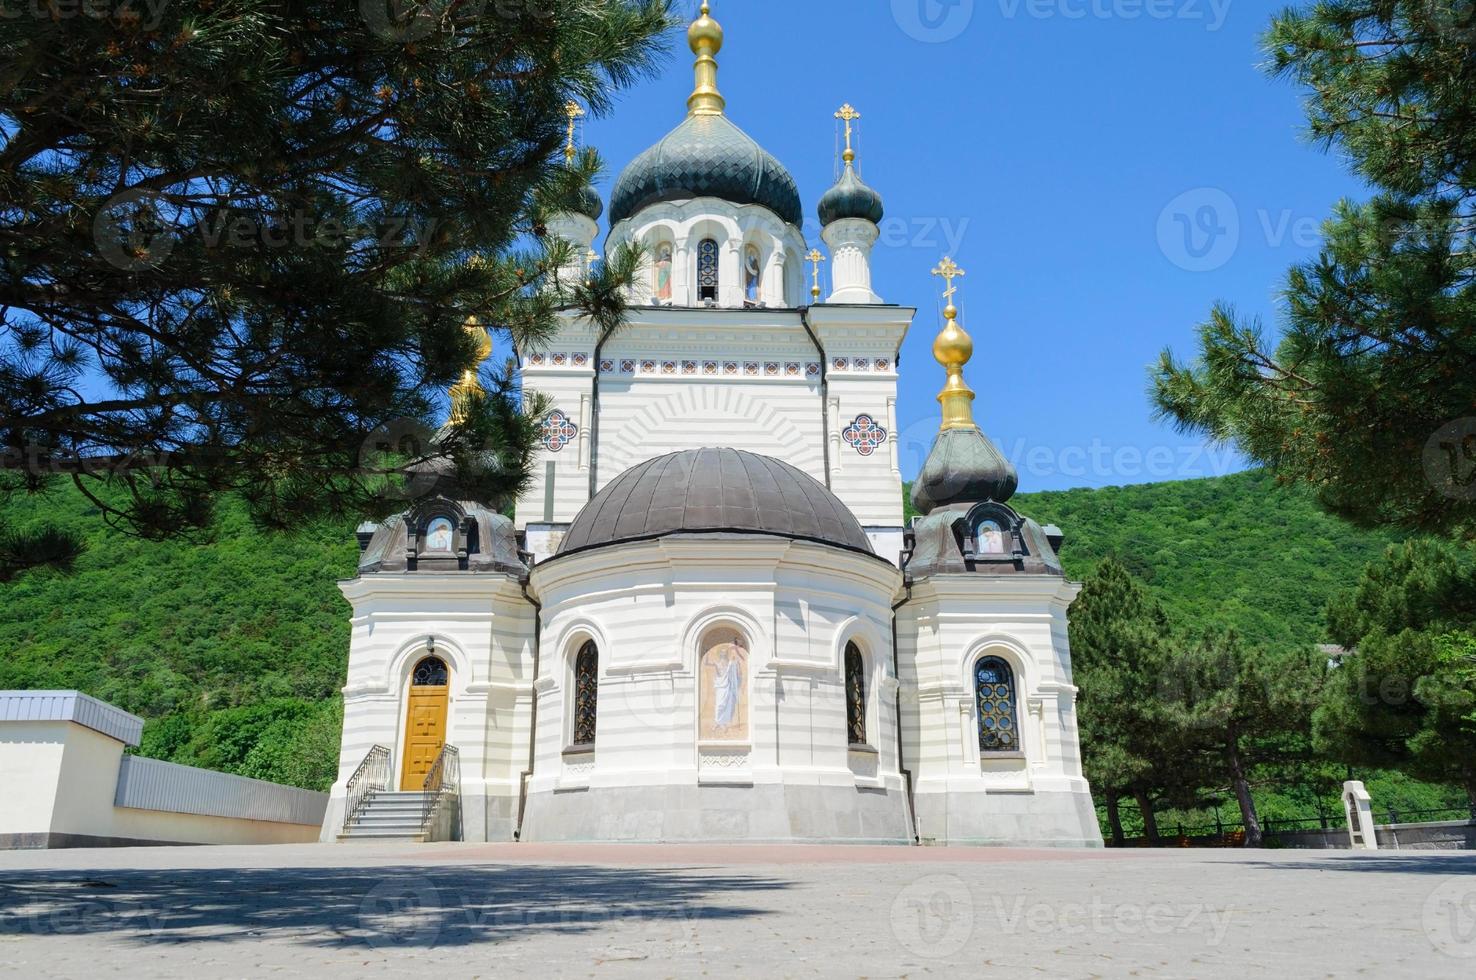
[845, 642, 867, 746]
[698, 238, 719, 302]
[573, 641, 598, 746]
[975, 656, 1018, 752]
[412, 656, 448, 687]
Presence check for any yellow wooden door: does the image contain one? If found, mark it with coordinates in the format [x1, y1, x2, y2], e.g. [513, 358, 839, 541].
[400, 685, 449, 791]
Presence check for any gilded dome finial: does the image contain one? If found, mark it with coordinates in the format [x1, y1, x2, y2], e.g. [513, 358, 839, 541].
[806, 248, 826, 302]
[930, 257, 977, 432]
[562, 100, 584, 166]
[449, 316, 493, 425]
[687, 1, 725, 116]
[835, 103, 860, 165]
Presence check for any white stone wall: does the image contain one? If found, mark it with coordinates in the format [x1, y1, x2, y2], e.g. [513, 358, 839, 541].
[325, 574, 535, 843]
[896, 575, 1103, 847]
[0, 717, 323, 848]
[519, 535, 912, 842]
[516, 304, 914, 562]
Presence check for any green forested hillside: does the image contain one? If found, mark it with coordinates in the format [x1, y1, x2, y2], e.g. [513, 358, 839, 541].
[1015, 470, 1400, 648]
[0, 469, 1397, 790]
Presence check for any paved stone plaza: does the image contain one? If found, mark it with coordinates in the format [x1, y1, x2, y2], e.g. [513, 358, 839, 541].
[0, 843, 1472, 977]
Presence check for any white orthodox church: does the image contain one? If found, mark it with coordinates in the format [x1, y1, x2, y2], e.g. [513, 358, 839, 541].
[323, 4, 1102, 848]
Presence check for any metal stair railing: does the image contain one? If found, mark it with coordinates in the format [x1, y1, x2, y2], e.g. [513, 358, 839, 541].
[343, 744, 390, 835]
[420, 744, 460, 840]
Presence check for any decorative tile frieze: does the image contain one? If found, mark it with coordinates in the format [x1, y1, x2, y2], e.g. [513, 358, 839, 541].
[588, 358, 825, 379]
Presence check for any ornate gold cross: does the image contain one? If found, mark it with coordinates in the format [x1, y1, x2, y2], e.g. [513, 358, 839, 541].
[932, 256, 965, 305]
[563, 100, 585, 165]
[807, 248, 826, 301]
[835, 103, 860, 162]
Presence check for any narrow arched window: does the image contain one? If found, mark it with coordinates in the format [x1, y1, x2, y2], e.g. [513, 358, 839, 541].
[573, 641, 598, 746]
[697, 238, 720, 302]
[975, 656, 1018, 752]
[845, 642, 867, 746]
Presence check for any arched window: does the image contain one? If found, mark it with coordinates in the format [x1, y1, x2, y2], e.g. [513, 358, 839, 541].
[573, 641, 598, 746]
[743, 243, 762, 306]
[974, 656, 1018, 752]
[844, 642, 867, 746]
[697, 238, 720, 302]
[412, 655, 448, 687]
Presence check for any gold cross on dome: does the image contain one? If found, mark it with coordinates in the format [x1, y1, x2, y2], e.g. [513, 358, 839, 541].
[806, 248, 826, 301]
[932, 256, 965, 304]
[563, 100, 585, 164]
[835, 103, 861, 159]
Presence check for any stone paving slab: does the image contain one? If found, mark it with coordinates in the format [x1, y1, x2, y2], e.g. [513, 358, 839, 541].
[0, 843, 1472, 978]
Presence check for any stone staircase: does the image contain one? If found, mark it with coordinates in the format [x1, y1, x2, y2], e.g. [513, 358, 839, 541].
[338, 791, 433, 842]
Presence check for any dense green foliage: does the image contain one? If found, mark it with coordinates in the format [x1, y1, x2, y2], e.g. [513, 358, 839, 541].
[971, 469, 1397, 649]
[1316, 539, 1476, 805]
[1150, 0, 1476, 538]
[0, 0, 672, 579]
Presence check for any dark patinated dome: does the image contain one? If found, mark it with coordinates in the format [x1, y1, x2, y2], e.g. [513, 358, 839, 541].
[558, 448, 873, 557]
[573, 184, 605, 222]
[818, 163, 884, 226]
[909, 427, 1019, 516]
[609, 114, 803, 228]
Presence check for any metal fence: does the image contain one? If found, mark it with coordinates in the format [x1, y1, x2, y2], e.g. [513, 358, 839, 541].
[114, 755, 328, 826]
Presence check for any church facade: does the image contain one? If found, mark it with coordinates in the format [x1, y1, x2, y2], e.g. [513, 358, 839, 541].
[322, 4, 1102, 848]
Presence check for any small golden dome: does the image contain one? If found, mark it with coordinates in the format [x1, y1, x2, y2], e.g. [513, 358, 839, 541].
[689, 2, 723, 53]
[464, 316, 492, 362]
[933, 312, 973, 368]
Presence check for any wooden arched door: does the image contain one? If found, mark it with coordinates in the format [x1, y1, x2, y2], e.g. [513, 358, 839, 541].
[400, 655, 449, 791]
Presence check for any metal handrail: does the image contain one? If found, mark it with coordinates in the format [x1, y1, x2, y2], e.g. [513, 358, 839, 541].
[421, 744, 460, 837]
[343, 744, 390, 835]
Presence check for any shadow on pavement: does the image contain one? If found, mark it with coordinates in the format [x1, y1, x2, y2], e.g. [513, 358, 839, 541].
[0, 863, 790, 949]
[1242, 853, 1476, 876]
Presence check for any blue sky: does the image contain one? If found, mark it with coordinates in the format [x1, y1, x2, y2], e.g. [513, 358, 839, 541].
[579, 0, 1365, 492]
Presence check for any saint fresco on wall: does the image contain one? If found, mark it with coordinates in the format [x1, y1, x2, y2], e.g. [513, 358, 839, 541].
[655, 243, 673, 302]
[699, 630, 749, 742]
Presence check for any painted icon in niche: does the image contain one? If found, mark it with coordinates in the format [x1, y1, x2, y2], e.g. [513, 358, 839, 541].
[699, 631, 749, 742]
[977, 520, 1006, 554]
[425, 517, 454, 553]
[655, 242, 673, 301]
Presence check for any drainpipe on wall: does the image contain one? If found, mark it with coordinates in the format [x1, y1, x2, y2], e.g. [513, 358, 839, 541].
[515, 578, 542, 842]
[587, 325, 614, 500]
[891, 579, 919, 845]
[798, 305, 832, 489]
